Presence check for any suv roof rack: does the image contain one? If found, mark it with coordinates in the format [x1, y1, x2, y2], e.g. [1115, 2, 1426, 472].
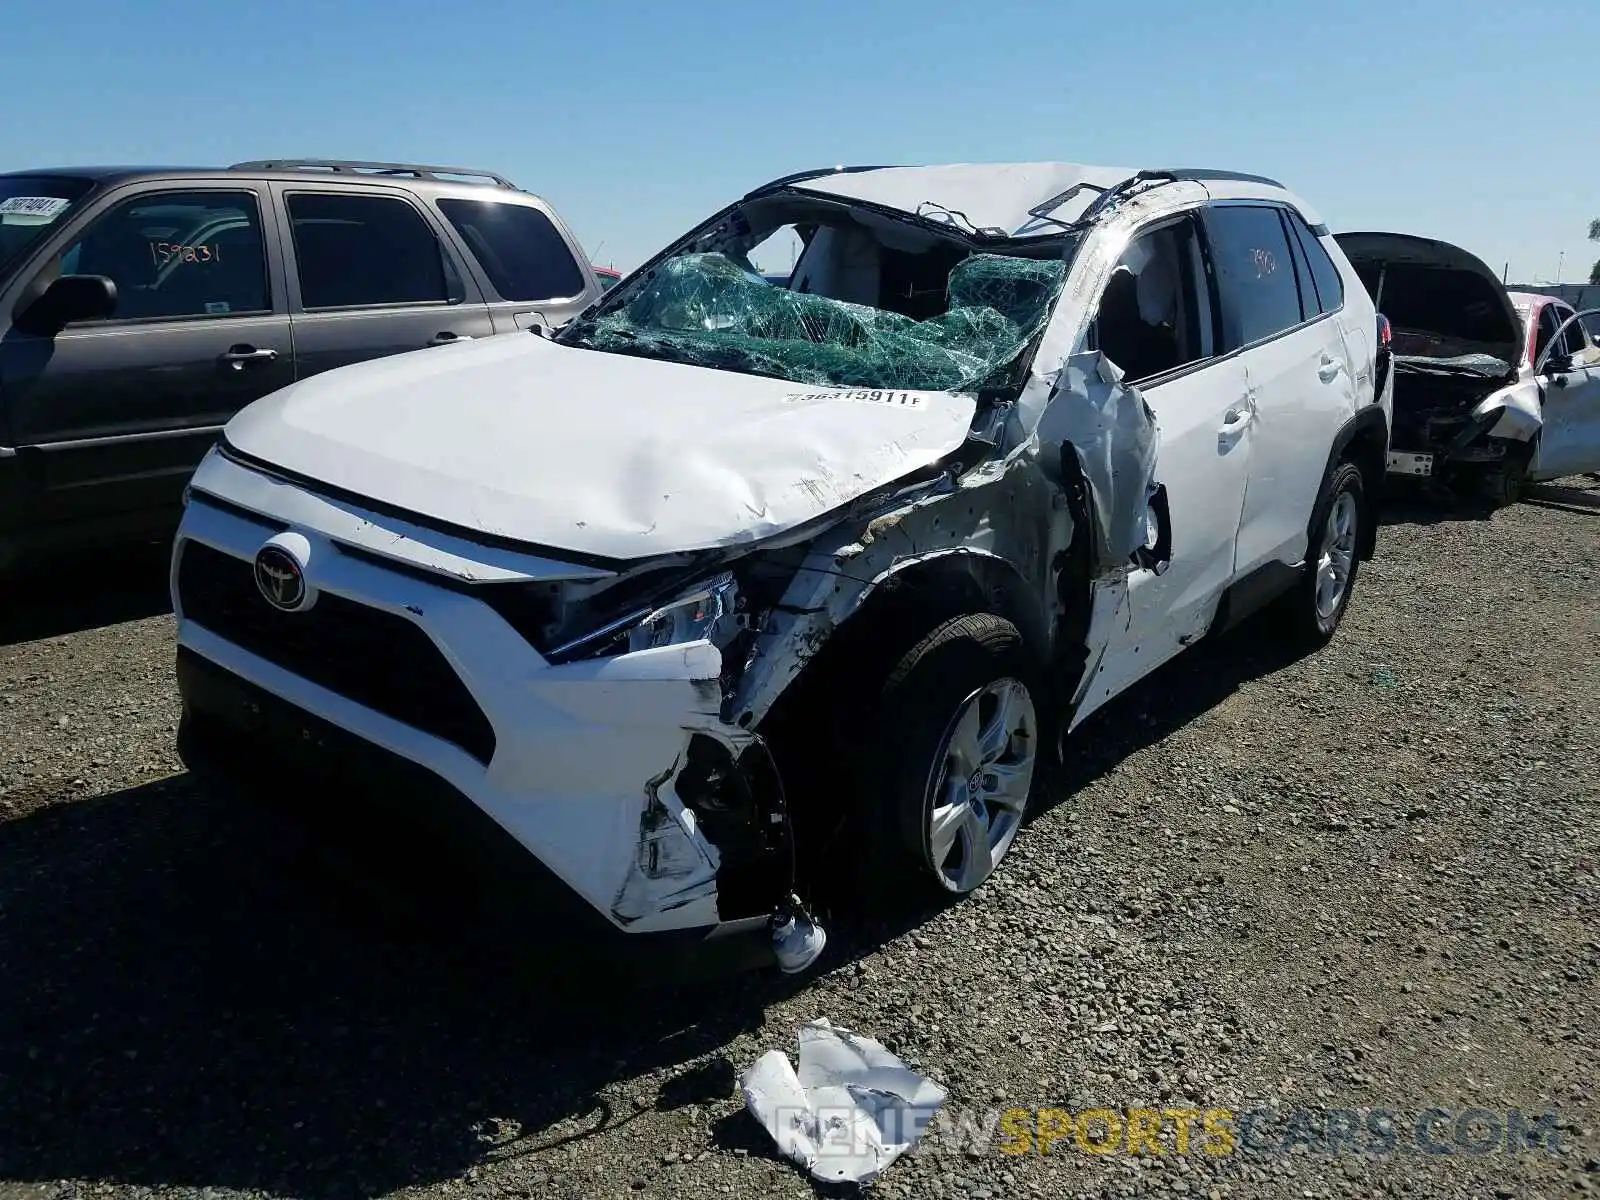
[1069, 167, 1288, 229]
[228, 159, 518, 189]
[1150, 167, 1285, 189]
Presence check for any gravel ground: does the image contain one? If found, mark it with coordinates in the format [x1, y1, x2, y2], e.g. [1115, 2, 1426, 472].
[1, 478, 1596, 1200]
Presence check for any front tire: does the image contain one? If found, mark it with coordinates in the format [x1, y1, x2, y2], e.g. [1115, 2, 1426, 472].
[1278, 459, 1366, 650]
[853, 614, 1041, 905]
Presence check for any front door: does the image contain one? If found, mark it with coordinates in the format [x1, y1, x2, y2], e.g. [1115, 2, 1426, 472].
[1531, 307, 1600, 480]
[1083, 213, 1252, 704]
[274, 186, 496, 380]
[0, 182, 293, 546]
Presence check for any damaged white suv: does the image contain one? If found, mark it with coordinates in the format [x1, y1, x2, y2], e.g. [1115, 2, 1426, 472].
[171, 163, 1391, 977]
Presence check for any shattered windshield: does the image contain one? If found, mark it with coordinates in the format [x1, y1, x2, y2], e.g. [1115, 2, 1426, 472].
[560, 194, 1071, 394]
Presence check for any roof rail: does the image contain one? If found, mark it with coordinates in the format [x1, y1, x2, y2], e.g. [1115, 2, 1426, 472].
[228, 159, 518, 189]
[1150, 167, 1285, 189]
[1072, 167, 1284, 228]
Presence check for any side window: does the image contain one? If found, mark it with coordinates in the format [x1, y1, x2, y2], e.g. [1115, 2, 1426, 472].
[54, 190, 269, 322]
[286, 192, 455, 310]
[1092, 215, 1217, 385]
[1201, 204, 1307, 349]
[435, 199, 587, 301]
[1534, 304, 1562, 365]
[1553, 306, 1588, 358]
[1285, 212, 1344, 315]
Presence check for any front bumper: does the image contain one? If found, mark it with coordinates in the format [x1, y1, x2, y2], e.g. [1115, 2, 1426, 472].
[170, 452, 792, 977]
[177, 649, 775, 980]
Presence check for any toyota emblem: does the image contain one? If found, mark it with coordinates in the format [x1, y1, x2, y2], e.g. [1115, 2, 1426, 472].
[254, 544, 306, 611]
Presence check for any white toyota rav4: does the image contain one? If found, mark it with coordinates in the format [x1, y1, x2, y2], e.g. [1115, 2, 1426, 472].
[170, 163, 1392, 978]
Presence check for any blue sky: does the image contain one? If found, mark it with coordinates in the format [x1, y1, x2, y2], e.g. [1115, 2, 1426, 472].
[5, 0, 1595, 282]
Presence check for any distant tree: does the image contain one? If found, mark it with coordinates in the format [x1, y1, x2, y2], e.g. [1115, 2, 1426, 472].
[1591, 217, 1600, 284]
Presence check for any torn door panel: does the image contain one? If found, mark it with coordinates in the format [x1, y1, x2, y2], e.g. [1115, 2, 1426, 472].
[1032, 351, 1164, 575]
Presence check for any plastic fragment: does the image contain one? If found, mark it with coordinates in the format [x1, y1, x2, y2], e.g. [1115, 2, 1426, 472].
[740, 1018, 948, 1184]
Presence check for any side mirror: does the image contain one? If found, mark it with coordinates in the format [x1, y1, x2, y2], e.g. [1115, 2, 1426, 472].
[14, 274, 118, 336]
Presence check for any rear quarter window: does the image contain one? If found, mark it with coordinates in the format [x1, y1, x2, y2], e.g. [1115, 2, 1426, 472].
[1285, 213, 1344, 314]
[436, 199, 587, 302]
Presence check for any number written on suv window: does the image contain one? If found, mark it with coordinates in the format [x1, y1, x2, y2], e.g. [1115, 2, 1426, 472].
[56, 190, 269, 321]
[1203, 204, 1306, 349]
[286, 192, 458, 310]
[435, 198, 586, 302]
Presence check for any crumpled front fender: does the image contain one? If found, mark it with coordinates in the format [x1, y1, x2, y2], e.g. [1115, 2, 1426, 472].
[1476, 381, 1542, 443]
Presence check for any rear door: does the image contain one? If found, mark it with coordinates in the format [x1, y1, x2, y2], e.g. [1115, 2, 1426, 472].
[1531, 307, 1600, 480]
[274, 185, 495, 379]
[1204, 203, 1353, 577]
[431, 194, 601, 333]
[0, 179, 293, 541]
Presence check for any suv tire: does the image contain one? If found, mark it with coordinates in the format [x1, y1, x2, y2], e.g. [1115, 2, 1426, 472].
[1278, 459, 1366, 651]
[853, 614, 1041, 905]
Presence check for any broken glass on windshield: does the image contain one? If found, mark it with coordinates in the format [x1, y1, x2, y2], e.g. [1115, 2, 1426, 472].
[563, 207, 1068, 394]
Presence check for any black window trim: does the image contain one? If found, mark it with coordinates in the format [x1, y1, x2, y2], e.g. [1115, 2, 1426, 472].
[433, 195, 592, 306]
[282, 187, 465, 314]
[1278, 207, 1317, 324]
[1282, 208, 1347, 319]
[50, 184, 276, 330]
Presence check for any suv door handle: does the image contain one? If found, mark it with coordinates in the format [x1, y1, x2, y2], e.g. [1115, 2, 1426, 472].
[219, 346, 279, 370]
[1221, 397, 1256, 430]
[1318, 354, 1343, 383]
[429, 332, 473, 346]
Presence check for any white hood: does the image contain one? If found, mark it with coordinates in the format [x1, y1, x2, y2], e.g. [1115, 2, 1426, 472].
[224, 333, 977, 562]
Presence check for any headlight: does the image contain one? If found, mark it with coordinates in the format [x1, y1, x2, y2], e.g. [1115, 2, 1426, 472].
[543, 571, 743, 663]
[627, 572, 739, 653]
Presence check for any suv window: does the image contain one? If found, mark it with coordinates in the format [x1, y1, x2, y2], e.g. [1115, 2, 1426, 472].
[55, 190, 269, 322]
[436, 198, 586, 301]
[287, 192, 454, 309]
[1285, 212, 1344, 315]
[1093, 215, 1217, 384]
[1202, 204, 1306, 349]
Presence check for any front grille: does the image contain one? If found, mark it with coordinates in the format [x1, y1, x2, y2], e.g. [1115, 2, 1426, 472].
[176, 540, 497, 764]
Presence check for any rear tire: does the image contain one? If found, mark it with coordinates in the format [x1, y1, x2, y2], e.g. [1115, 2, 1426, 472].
[852, 614, 1041, 906]
[1277, 459, 1366, 651]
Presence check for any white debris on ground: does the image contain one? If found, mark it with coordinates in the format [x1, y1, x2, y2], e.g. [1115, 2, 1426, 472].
[740, 1018, 948, 1185]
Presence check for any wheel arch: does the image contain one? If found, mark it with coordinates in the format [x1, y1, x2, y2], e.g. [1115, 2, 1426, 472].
[1324, 405, 1388, 560]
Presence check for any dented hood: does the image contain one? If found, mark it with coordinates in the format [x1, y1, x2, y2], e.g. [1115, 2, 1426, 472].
[224, 332, 978, 562]
[1334, 232, 1523, 367]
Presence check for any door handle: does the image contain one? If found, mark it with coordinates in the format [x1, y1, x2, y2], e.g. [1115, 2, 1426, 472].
[219, 346, 279, 370]
[1221, 397, 1255, 431]
[1318, 354, 1342, 383]
[429, 331, 473, 346]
